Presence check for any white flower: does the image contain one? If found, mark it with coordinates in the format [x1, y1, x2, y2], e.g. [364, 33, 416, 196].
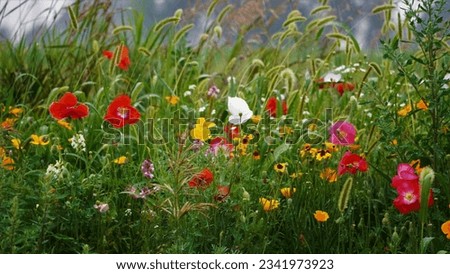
[188, 84, 197, 90]
[227, 97, 253, 125]
[183, 90, 192, 97]
[322, 72, 342, 82]
[45, 160, 67, 180]
[70, 132, 86, 152]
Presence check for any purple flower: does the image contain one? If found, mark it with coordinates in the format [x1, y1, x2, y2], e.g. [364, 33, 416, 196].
[329, 121, 356, 146]
[141, 159, 155, 179]
[207, 85, 220, 98]
[191, 139, 205, 152]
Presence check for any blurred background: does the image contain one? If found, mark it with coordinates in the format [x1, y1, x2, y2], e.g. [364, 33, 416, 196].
[0, 0, 434, 49]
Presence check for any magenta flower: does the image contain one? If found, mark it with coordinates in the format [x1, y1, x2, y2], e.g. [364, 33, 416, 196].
[391, 163, 434, 215]
[329, 121, 356, 146]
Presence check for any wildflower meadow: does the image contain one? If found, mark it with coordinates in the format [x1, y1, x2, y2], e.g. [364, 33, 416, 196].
[0, 0, 449, 254]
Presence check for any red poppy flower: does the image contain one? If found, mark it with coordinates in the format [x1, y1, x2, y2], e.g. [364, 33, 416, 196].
[338, 151, 368, 175]
[391, 163, 433, 215]
[266, 97, 287, 117]
[102, 50, 114, 59]
[49, 92, 89, 120]
[224, 124, 240, 140]
[104, 95, 140, 128]
[332, 82, 355, 96]
[189, 168, 214, 188]
[103, 45, 131, 71]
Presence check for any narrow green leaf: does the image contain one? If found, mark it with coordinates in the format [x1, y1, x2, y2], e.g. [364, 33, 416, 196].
[67, 6, 78, 31]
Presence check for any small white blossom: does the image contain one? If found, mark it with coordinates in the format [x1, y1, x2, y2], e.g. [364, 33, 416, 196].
[45, 160, 67, 180]
[70, 132, 86, 152]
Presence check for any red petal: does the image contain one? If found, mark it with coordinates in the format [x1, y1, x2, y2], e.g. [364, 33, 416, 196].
[103, 50, 114, 59]
[69, 104, 89, 119]
[49, 102, 70, 119]
[118, 46, 130, 70]
[59, 92, 78, 107]
[127, 107, 141, 125]
[104, 114, 125, 128]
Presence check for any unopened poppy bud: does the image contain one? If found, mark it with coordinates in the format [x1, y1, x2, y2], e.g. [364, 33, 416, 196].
[391, 227, 400, 244]
[242, 188, 250, 201]
[382, 213, 389, 226]
[419, 166, 435, 186]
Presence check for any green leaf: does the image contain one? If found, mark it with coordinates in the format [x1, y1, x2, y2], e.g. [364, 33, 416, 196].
[420, 237, 434, 253]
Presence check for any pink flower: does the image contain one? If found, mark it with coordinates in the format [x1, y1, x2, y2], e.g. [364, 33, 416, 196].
[207, 137, 233, 157]
[94, 203, 109, 213]
[391, 163, 434, 215]
[329, 121, 356, 146]
[338, 151, 368, 175]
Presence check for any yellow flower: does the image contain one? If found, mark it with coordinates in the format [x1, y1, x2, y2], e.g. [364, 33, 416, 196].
[30, 134, 50, 146]
[165, 95, 180, 106]
[190, 117, 216, 142]
[397, 104, 412, 116]
[324, 142, 339, 152]
[290, 172, 303, 179]
[236, 134, 253, 155]
[320, 168, 338, 183]
[314, 210, 329, 222]
[315, 149, 332, 161]
[416, 99, 428, 111]
[113, 156, 128, 165]
[280, 187, 296, 198]
[441, 220, 450, 240]
[279, 126, 293, 136]
[410, 159, 423, 175]
[0, 147, 5, 158]
[9, 107, 23, 117]
[11, 138, 21, 150]
[308, 123, 317, 131]
[300, 143, 318, 158]
[391, 139, 398, 146]
[259, 197, 280, 211]
[274, 162, 288, 173]
[1, 156, 15, 170]
[252, 151, 261, 160]
[57, 119, 72, 130]
[251, 115, 261, 124]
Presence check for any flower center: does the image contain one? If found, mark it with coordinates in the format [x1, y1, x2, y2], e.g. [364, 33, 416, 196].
[117, 107, 129, 119]
[337, 129, 347, 140]
[404, 192, 416, 202]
